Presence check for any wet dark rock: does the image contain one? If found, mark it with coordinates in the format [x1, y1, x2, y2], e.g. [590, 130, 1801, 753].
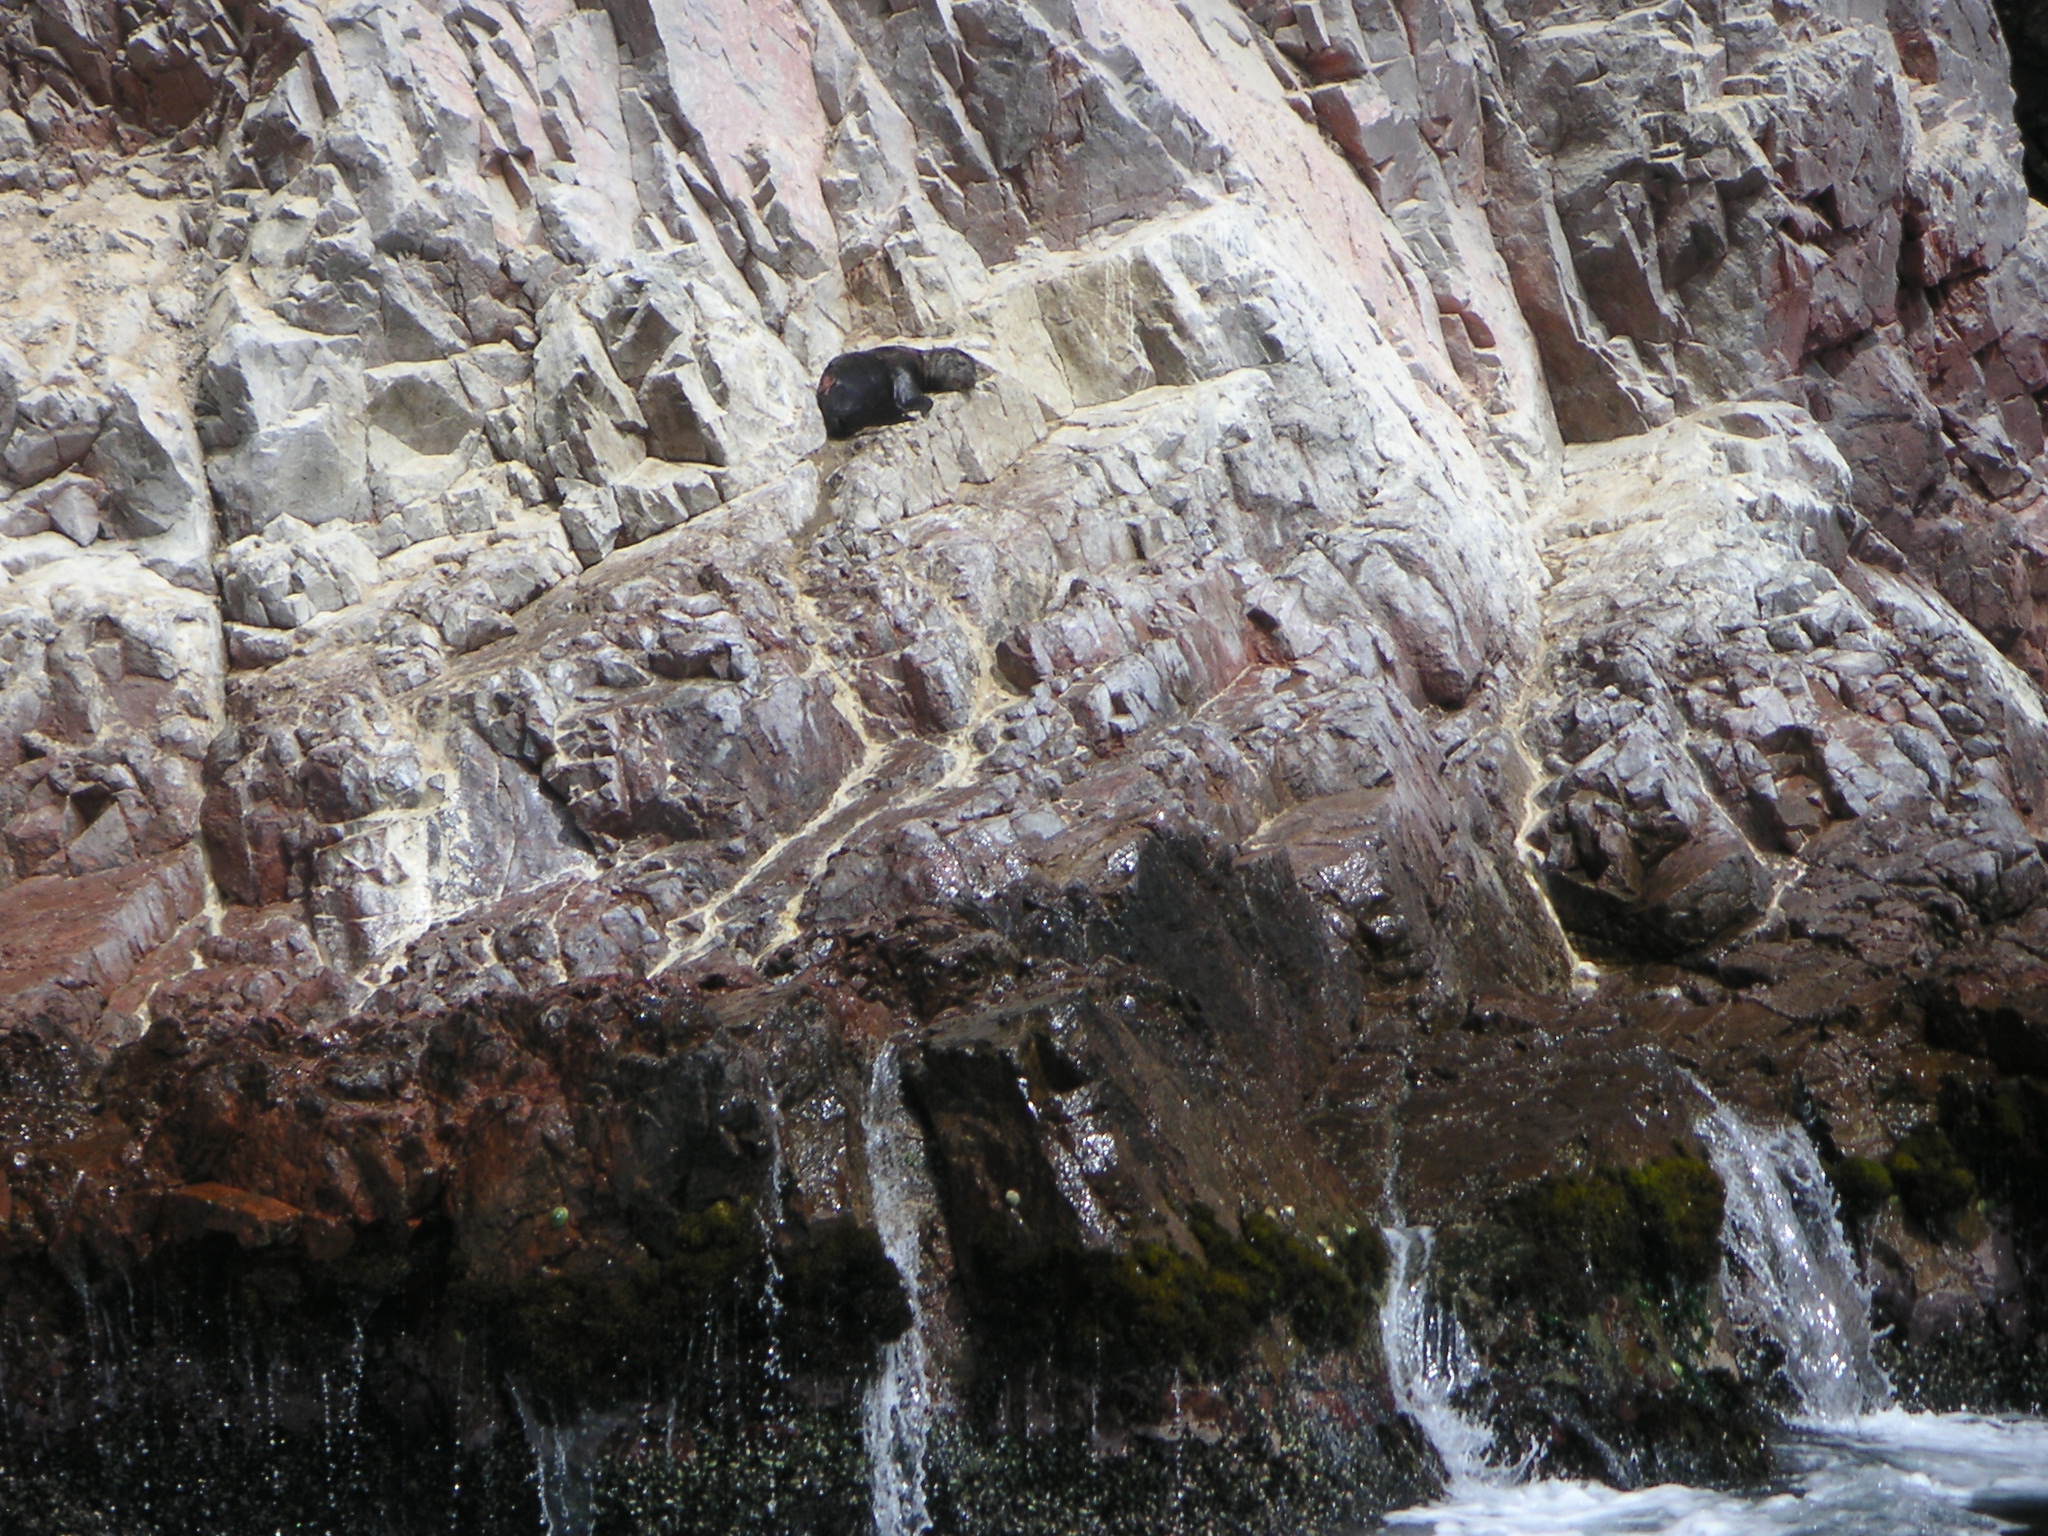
[1436, 1155, 1773, 1489]
[913, 1404, 1438, 1536]
[1994, 0, 2048, 199]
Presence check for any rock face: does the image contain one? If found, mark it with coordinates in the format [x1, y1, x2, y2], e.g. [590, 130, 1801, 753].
[1, 0, 2047, 1524]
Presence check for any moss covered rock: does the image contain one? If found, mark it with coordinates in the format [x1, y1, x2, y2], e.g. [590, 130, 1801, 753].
[1493, 1153, 1725, 1311]
[1429, 1154, 1767, 1488]
[454, 1201, 910, 1404]
[958, 1205, 1387, 1390]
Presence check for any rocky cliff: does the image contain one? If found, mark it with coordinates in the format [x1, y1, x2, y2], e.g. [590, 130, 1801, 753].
[0, 0, 2044, 1525]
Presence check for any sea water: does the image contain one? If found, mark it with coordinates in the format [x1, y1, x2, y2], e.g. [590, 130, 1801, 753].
[1383, 1411, 2048, 1536]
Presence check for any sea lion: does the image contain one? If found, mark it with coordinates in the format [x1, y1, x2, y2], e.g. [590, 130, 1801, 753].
[816, 345, 983, 439]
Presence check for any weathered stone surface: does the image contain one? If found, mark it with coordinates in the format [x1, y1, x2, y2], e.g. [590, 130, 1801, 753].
[201, 307, 372, 536]
[533, 294, 647, 483]
[87, 368, 207, 542]
[2, 0, 2048, 1519]
[0, 557, 221, 962]
[219, 517, 378, 629]
[1527, 405, 2048, 960]
[611, 457, 720, 544]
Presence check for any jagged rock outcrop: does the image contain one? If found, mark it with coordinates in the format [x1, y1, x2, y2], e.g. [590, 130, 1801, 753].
[1, 0, 2047, 1523]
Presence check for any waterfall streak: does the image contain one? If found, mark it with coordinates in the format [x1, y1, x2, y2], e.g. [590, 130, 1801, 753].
[862, 1046, 940, 1536]
[509, 1386, 581, 1536]
[1694, 1097, 1888, 1421]
[1380, 1226, 1500, 1489]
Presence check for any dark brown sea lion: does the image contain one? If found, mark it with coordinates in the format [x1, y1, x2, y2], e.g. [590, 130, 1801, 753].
[816, 345, 983, 439]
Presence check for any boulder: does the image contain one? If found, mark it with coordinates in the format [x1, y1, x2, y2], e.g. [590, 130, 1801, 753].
[202, 313, 370, 535]
[612, 458, 720, 545]
[88, 370, 210, 541]
[0, 341, 27, 460]
[532, 294, 647, 483]
[219, 520, 380, 629]
[2, 385, 109, 488]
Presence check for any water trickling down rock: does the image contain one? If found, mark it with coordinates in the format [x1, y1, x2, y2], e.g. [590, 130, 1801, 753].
[1696, 1095, 1893, 1424]
[1380, 1226, 1503, 1490]
[862, 1045, 941, 1536]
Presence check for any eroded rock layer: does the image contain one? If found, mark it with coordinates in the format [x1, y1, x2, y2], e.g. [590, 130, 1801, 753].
[0, 0, 2045, 1523]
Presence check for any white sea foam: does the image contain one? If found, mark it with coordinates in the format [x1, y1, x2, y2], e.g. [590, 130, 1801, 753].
[1379, 1091, 2037, 1536]
[1384, 1410, 2048, 1536]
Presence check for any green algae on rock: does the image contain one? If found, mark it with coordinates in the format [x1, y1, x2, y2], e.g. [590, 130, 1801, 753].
[1492, 1154, 1726, 1311]
[952, 1204, 1387, 1389]
[1430, 1154, 1771, 1489]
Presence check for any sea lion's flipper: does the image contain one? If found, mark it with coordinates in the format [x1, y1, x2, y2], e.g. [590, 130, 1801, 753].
[890, 363, 924, 413]
[890, 365, 935, 418]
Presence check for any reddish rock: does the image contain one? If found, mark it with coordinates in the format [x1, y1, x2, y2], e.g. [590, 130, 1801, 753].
[161, 1181, 302, 1248]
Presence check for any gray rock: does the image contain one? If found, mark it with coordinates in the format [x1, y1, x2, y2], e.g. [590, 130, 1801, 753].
[560, 481, 621, 568]
[219, 519, 380, 629]
[639, 362, 726, 464]
[594, 265, 825, 489]
[0, 111, 32, 161]
[2, 385, 109, 488]
[201, 310, 370, 535]
[87, 370, 210, 540]
[612, 459, 720, 546]
[30, 474, 104, 547]
[533, 294, 647, 483]
[364, 363, 482, 457]
[0, 341, 27, 458]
